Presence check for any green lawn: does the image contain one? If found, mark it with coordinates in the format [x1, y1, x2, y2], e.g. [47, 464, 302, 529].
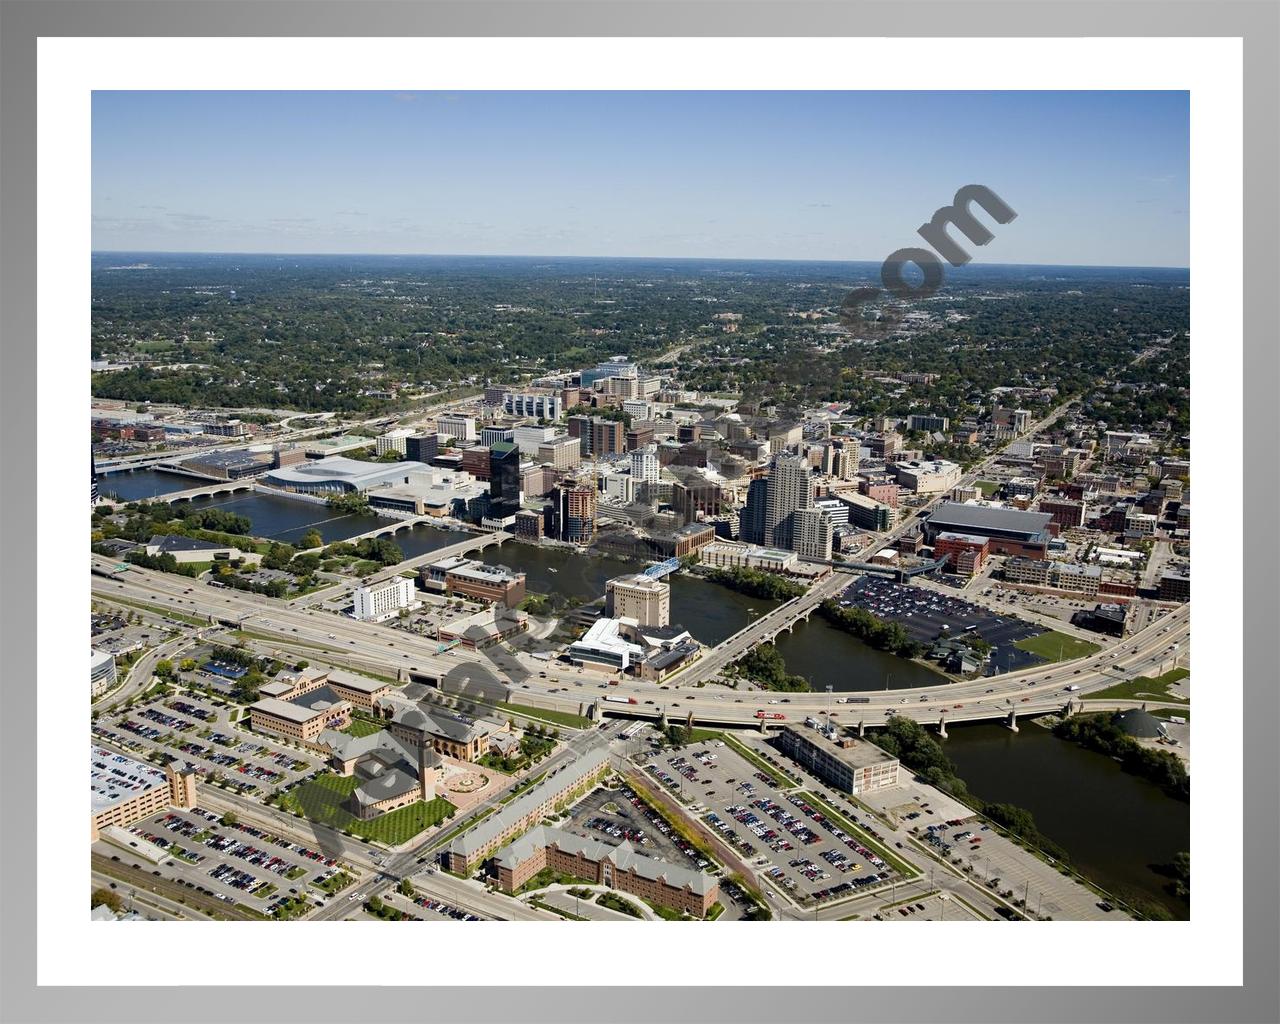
[312, 870, 355, 895]
[1014, 630, 1102, 663]
[1085, 666, 1189, 704]
[492, 700, 591, 730]
[281, 772, 455, 845]
[596, 892, 643, 918]
[341, 717, 385, 739]
[975, 480, 1000, 496]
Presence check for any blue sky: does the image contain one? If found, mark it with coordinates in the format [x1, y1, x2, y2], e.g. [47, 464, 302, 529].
[92, 91, 1189, 267]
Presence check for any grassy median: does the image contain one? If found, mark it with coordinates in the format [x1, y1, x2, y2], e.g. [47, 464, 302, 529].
[794, 789, 918, 878]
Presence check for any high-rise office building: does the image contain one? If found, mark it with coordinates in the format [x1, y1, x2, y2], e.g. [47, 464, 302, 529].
[480, 426, 515, 447]
[739, 477, 769, 545]
[488, 442, 522, 519]
[438, 414, 477, 443]
[764, 454, 813, 550]
[591, 418, 625, 457]
[405, 433, 439, 464]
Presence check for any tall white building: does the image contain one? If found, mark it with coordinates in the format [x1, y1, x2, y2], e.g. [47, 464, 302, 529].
[437, 414, 477, 443]
[630, 444, 660, 486]
[605, 574, 671, 627]
[503, 393, 563, 420]
[764, 453, 813, 550]
[375, 428, 415, 457]
[353, 577, 417, 622]
[513, 424, 559, 455]
[793, 507, 834, 561]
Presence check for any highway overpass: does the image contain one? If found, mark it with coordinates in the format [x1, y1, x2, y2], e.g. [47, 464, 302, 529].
[91, 553, 1188, 734]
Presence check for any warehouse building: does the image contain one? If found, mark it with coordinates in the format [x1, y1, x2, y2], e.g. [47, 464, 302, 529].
[775, 726, 901, 796]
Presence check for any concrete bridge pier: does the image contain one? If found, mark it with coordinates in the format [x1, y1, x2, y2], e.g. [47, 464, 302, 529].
[686, 711, 695, 730]
[1062, 700, 1075, 718]
[937, 715, 948, 740]
[857, 720, 866, 738]
[1005, 709, 1019, 733]
[397, 667, 410, 683]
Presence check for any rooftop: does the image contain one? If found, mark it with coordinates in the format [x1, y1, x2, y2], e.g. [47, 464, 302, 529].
[926, 502, 1053, 539]
[91, 745, 169, 814]
[780, 725, 901, 771]
[448, 746, 610, 858]
[146, 533, 236, 554]
[493, 825, 715, 895]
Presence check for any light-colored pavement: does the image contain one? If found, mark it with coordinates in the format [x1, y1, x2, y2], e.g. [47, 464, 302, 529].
[91, 555, 1190, 731]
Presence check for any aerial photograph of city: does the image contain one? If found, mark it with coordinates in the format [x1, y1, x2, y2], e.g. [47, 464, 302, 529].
[88, 89, 1191, 926]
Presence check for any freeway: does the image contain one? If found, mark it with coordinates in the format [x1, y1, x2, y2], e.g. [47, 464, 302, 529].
[91, 554, 1189, 731]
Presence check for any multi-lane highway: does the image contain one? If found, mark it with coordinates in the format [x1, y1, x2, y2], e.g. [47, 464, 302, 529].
[91, 553, 1189, 731]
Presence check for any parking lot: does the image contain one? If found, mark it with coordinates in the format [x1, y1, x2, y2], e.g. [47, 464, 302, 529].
[95, 805, 361, 918]
[870, 890, 985, 922]
[842, 577, 1047, 674]
[560, 782, 749, 921]
[94, 689, 317, 801]
[856, 779, 1120, 921]
[646, 740, 904, 911]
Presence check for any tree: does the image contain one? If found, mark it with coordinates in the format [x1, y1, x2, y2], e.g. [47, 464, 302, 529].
[91, 887, 123, 913]
[300, 529, 324, 550]
[155, 659, 175, 680]
[179, 658, 197, 673]
[219, 811, 238, 827]
[398, 878, 415, 897]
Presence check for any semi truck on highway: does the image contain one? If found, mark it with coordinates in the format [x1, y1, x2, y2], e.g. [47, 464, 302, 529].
[603, 695, 638, 705]
[755, 711, 786, 720]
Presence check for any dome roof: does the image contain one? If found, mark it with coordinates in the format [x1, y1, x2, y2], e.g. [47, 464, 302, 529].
[1111, 708, 1165, 738]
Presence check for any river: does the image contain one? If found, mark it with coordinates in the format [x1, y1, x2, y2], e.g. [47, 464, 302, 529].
[941, 721, 1190, 918]
[96, 467, 197, 502]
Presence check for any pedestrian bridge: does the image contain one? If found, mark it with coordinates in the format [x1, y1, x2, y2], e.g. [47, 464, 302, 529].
[154, 479, 258, 503]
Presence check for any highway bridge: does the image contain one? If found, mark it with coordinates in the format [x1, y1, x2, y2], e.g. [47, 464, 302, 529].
[147, 478, 259, 503]
[361, 530, 513, 584]
[90, 553, 1188, 735]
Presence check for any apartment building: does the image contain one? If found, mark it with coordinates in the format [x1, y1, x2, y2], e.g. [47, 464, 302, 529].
[491, 826, 718, 917]
[446, 748, 611, 872]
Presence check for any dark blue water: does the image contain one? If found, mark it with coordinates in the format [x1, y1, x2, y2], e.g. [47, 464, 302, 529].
[95, 468, 195, 501]
[943, 722, 1190, 918]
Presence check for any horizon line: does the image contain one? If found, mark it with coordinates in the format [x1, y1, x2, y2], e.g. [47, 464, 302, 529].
[91, 249, 1191, 272]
